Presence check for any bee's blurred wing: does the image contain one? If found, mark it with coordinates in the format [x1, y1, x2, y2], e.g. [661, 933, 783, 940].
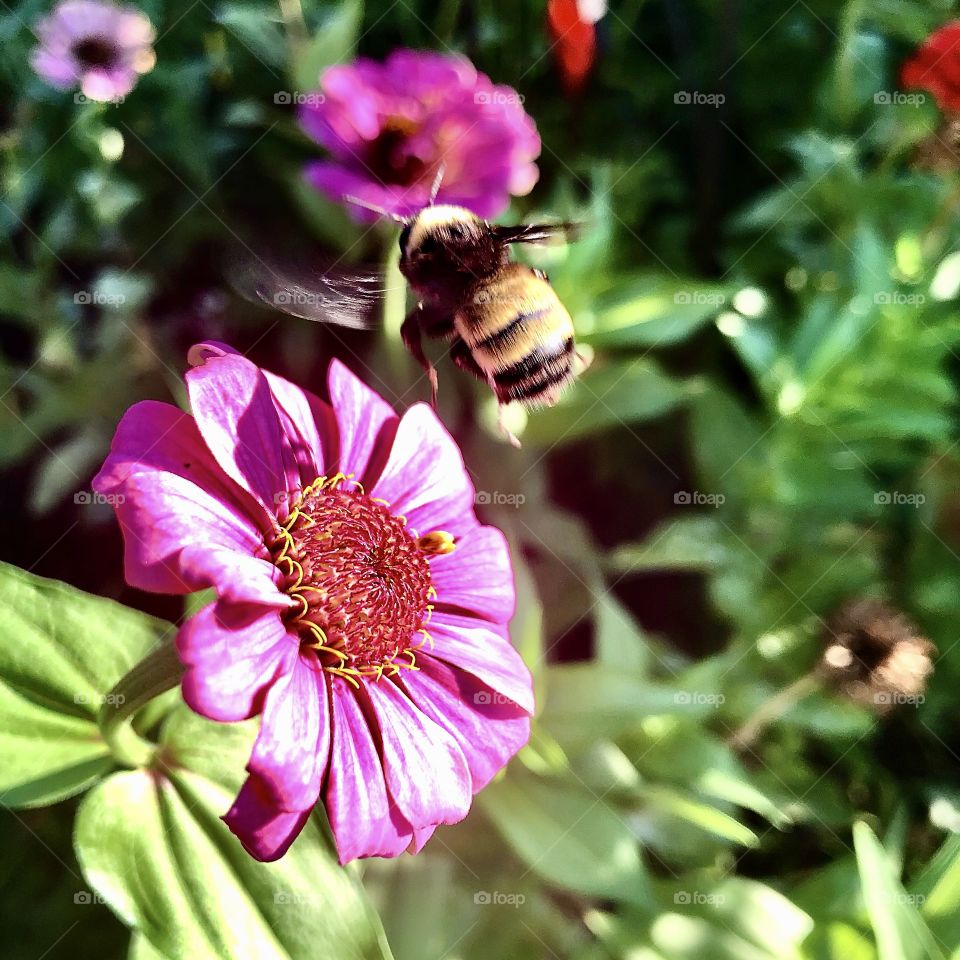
[492, 222, 584, 246]
[228, 248, 389, 330]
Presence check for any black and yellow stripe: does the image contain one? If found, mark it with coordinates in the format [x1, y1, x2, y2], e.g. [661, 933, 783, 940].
[455, 263, 576, 407]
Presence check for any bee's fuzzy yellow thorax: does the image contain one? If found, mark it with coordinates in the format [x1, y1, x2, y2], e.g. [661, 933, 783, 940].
[407, 205, 481, 250]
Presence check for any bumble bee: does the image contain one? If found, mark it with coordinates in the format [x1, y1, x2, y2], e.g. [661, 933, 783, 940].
[231, 201, 582, 445]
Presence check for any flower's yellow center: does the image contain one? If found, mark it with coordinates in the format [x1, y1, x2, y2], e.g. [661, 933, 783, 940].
[270, 475, 454, 685]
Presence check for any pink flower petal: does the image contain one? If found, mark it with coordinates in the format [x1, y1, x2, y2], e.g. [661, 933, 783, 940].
[326, 680, 415, 863]
[429, 525, 515, 622]
[426, 613, 535, 715]
[262, 369, 331, 490]
[364, 679, 472, 828]
[186, 350, 293, 518]
[327, 359, 398, 486]
[224, 776, 312, 862]
[93, 399, 251, 515]
[177, 544, 292, 609]
[408, 824, 437, 854]
[371, 404, 476, 539]
[402, 656, 530, 791]
[247, 655, 331, 811]
[177, 602, 299, 722]
[30, 48, 79, 87]
[107, 471, 268, 596]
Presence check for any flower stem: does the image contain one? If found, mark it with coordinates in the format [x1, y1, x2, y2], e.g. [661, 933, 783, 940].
[436, 0, 461, 43]
[728, 673, 820, 752]
[98, 642, 185, 769]
[381, 236, 409, 389]
[278, 0, 308, 47]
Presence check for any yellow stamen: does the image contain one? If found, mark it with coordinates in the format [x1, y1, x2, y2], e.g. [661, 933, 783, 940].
[417, 530, 456, 556]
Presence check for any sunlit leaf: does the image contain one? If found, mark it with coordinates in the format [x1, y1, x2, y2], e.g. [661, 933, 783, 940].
[76, 706, 393, 960]
[480, 770, 649, 903]
[0, 562, 172, 808]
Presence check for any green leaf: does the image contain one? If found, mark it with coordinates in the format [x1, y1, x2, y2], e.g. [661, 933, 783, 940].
[523, 359, 689, 445]
[912, 835, 960, 948]
[540, 663, 703, 744]
[216, 3, 287, 69]
[635, 723, 790, 829]
[479, 771, 648, 902]
[0, 562, 172, 808]
[641, 785, 760, 848]
[75, 706, 394, 960]
[649, 877, 813, 956]
[607, 516, 726, 574]
[594, 592, 654, 672]
[706, 877, 813, 954]
[292, 0, 363, 90]
[579, 276, 733, 348]
[129, 935, 172, 960]
[853, 821, 945, 960]
[688, 388, 767, 500]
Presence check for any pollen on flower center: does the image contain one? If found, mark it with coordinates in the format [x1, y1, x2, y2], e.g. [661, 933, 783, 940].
[270, 476, 444, 684]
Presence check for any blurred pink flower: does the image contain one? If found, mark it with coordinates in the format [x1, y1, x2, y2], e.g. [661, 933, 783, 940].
[30, 0, 155, 103]
[298, 49, 541, 221]
[94, 342, 532, 863]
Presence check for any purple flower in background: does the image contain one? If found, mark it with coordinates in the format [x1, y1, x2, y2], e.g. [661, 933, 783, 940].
[30, 0, 155, 103]
[298, 49, 541, 221]
[94, 342, 533, 863]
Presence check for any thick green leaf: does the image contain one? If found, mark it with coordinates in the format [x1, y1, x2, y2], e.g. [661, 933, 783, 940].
[0, 562, 172, 807]
[641, 785, 760, 848]
[129, 934, 172, 960]
[479, 771, 648, 903]
[649, 876, 812, 957]
[75, 706, 393, 960]
[911, 835, 960, 948]
[853, 821, 945, 960]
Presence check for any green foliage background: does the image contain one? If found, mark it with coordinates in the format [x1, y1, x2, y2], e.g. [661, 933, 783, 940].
[3, 0, 960, 957]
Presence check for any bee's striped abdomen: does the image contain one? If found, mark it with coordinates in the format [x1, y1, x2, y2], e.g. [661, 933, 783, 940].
[493, 337, 575, 404]
[456, 264, 577, 408]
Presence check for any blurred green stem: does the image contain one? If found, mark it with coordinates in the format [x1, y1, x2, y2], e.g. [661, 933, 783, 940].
[278, 0, 308, 48]
[729, 673, 820, 752]
[99, 642, 185, 769]
[381, 237, 410, 390]
[436, 0, 461, 43]
[619, 0, 649, 33]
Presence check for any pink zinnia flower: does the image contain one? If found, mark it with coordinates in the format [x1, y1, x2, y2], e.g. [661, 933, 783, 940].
[298, 49, 541, 221]
[93, 343, 532, 862]
[901, 21, 960, 113]
[30, 0, 156, 103]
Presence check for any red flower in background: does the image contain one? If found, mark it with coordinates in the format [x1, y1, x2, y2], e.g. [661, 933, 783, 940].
[547, 0, 606, 96]
[902, 21, 960, 112]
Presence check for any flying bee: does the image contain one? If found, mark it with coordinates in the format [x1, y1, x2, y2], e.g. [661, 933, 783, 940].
[231, 197, 583, 446]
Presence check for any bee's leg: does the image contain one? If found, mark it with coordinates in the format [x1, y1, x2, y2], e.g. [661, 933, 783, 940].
[450, 339, 520, 447]
[449, 337, 486, 381]
[496, 403, 522, 449]
[400, 308, 439, 406]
